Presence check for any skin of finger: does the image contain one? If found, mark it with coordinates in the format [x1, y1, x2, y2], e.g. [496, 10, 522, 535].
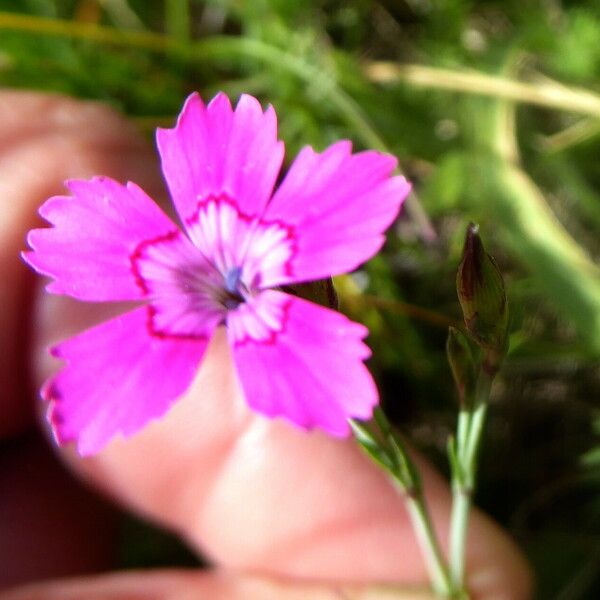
[34, 293, 532, 600]
[0, 91, 166, 438]
[7, 90, 531, 599]
[0, 570, 436, 600]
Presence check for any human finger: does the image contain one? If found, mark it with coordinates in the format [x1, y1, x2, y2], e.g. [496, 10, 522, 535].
[1, 569, 436, 600]
[11, 89, 531, 599]
[33, 295, 532, 600]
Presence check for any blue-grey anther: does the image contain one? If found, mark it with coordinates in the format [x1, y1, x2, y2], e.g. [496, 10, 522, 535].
[225, 266, 242, 293]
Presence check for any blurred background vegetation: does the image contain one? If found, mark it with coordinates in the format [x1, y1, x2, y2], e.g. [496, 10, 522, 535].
[1, 0, 599, 597]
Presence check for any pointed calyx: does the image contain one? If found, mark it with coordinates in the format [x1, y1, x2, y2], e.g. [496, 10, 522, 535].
[456, 223, 508, 371]
[282, 278, 339, 309]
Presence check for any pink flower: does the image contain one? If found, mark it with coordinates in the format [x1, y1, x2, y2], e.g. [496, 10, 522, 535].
[23, 92, 410, 456]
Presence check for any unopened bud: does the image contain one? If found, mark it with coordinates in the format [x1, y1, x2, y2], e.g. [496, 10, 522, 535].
[446, 327, 476, 408]
[456, 224, 508, 362]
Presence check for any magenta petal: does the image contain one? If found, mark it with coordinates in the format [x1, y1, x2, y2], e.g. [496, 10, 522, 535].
[227, 291, 378, 435]
[45, 306, 211, 455]
[262, 141, 411, 285]
[24, 177, 179, 301]
[157, 92, 284, 224]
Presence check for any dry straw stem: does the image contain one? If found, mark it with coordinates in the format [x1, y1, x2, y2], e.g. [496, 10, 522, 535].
[353, 293, 463, 330]
[537, 117, 600, 153]
[365, 62, 600, 119]
[0, 10, 174, 50]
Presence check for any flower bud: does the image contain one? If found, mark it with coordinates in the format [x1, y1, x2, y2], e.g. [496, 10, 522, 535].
[446, 326, 476, 408]
[456, 224, 508, 362]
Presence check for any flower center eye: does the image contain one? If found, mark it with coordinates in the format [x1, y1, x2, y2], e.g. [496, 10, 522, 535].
[222, 266, 245, 310]
[224, 266, 242, 293]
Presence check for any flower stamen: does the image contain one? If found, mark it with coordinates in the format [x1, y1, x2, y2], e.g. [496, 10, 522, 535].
[221, 266, 245, 309]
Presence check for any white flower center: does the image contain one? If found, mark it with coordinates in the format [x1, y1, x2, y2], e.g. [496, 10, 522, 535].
[130, 195, 296, 339]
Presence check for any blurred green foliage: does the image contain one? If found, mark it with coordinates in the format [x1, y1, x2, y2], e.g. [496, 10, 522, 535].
[1, 0, 599, 597]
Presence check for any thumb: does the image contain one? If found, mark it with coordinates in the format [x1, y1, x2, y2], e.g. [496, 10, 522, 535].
[0, 570, 436, 600]
[31, 293, 532, 600]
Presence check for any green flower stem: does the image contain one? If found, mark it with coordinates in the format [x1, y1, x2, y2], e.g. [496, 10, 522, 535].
[449, 373, 492, 591]
[448, 482, 471, 595]
[165, 0, 191, 43]
[402, 486, 454, 597]
[352, 412, 454, 597]
[464, 398, 489, 469]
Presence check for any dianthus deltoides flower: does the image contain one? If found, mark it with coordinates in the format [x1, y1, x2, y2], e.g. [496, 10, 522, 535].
[24, 92, 410, 456]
